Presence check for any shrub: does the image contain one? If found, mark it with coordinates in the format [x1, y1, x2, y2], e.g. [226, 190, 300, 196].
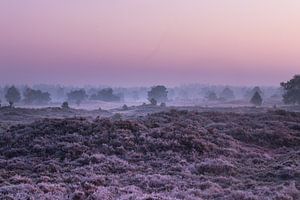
[61, 101, 69, 109]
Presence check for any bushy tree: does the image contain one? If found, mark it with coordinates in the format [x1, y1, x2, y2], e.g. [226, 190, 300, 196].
[220, 87, 235, 101]
[5, 86, 21, 107]
[67, 89, 87, 106]
[281, 75, 300, 105]
[23, 88, 51, 105]
[90, 88, 121, 102]
[206, 91, 218, 101]
[147, 85, 168, 103]
[250, 91, 263, 106]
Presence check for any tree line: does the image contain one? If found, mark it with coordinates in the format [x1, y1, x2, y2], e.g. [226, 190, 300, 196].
[0, 75, 299, 107]
[0, 87, 122, 107]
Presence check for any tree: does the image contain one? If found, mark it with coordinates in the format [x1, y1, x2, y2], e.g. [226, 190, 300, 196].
[206, 91, 218, 101]
[5, 86, 21, 107]
[61, 101, 69, 109]
[147, 85, 168, 103]
[220, 87, 235, 101]
[281, 75, 300, 105]
[90, 88, 121, 102]
[245, 86, 263, 100]
[23, 88, 51, 105]
[67, 89, 87, 106]
[250, 91, 263, 106]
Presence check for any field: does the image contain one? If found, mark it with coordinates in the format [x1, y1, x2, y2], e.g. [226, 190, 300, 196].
[0, 106, 299, 199]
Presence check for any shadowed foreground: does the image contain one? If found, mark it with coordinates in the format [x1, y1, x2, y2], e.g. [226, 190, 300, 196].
[0, 110, 300, 199]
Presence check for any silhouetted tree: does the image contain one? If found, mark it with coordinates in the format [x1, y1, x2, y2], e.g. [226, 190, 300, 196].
[250, 91, 263, 106]
[245, 86, 263, 100]
[5, 86, 21, 107]
[23, 88, 51, 105]
[281, 75, 300, 105]
[90, 88, 121, 102]
[67, 89, 87, 106]
[206, 91, 218, 101]
[220, 87, 235, 101]
[147, 85, 168, 103]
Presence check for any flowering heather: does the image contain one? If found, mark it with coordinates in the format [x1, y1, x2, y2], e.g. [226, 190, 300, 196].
[0, 109, 299, 199]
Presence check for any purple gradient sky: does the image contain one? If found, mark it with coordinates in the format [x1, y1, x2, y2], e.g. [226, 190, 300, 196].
[0, 1, 299, 86]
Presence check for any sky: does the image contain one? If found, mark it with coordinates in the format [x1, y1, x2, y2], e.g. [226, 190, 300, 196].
[0, 0, 299, 86]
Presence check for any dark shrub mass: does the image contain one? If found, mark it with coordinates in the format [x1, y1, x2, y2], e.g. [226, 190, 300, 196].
[0, 110, 299, 199]
[23, 88, 51, 105]
[90, 88, 121, 102]
[148, 85, 168, 103]
[67, 89, 88, 106]
[5, 86, 21, 107]
[281, 75, 300, 105]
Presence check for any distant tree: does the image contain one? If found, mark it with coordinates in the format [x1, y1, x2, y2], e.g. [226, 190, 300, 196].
[245, 86, 263, 100]
[281, 75, 300, 105]
[23, 88, 51, 105]
[147, 85, 168, 103]
[220, 87, 235, 101]
[5, 86, 21, 107]
[250, 91, 263, 106]
[61, 101, 69, 109]
[206, 91, 218, 101]
[67, 89, 87, 106]
[90, 88, 121, 102]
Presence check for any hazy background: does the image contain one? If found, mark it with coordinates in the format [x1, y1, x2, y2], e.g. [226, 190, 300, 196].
[0, 0, 299, 86]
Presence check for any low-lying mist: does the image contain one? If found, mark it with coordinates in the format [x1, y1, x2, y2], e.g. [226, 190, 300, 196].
[0, 84, 283, 110]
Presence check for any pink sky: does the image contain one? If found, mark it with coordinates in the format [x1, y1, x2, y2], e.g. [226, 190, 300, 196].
[0, 0, 299, 86]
